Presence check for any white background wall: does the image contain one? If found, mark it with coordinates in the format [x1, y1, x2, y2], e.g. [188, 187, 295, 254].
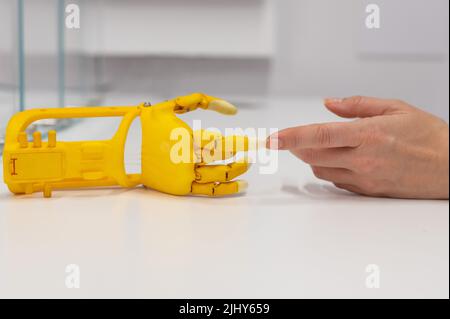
[272, 0, 449, 120]
[81, 0, 449, 120]
[1, 0, 449, 120]
[83, 0, 274, 58]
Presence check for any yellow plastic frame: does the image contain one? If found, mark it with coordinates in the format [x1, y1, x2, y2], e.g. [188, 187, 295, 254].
[3, 105, 144, 198]
[3, 93, 250, 198]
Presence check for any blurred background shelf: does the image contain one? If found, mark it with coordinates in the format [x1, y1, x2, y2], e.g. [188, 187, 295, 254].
[25, 0, 275, 58]
[83, 0, 275, 59]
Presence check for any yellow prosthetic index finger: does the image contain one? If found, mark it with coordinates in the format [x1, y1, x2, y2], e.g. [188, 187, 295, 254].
[223, 135, 249, 157]
[173, 93, 238, 115]
[194, 130, 250, 164]
[191, 180, 248, 197]
[195, 162, 251, 184]
[193, 129, 221, 164]
[173, 93, 204, 114]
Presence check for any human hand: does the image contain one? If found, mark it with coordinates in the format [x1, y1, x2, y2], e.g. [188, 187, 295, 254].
[268, 96, 449, 199]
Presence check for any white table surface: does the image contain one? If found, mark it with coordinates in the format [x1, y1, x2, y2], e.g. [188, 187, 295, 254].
[0, 97, 448, 299]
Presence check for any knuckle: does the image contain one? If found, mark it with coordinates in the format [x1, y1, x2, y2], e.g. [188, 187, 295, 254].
[293, 133, 303, 148]
[382, 135, 398, 150]
[315, 125, 332, 147]
[391, 99, 405, 106]
[388, 99, 413, 113]
[359, 124, 383, 146]
[367, 127, 397, 150]
[349, 95, 364, 107]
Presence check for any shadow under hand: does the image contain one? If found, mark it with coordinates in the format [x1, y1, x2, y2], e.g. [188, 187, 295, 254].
[282, 182, 361, 200]
[256, 181, 388, 206]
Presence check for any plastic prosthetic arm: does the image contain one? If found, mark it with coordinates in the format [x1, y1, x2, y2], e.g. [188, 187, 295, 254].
[3, 93, 251, 198]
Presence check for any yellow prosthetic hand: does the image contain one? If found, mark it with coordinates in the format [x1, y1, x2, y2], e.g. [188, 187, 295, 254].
[3, 93, 251, 198]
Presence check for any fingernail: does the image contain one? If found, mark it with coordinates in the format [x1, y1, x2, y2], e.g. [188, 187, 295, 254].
[267, 137, 283, 149]
[324, 98, 343, 106]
